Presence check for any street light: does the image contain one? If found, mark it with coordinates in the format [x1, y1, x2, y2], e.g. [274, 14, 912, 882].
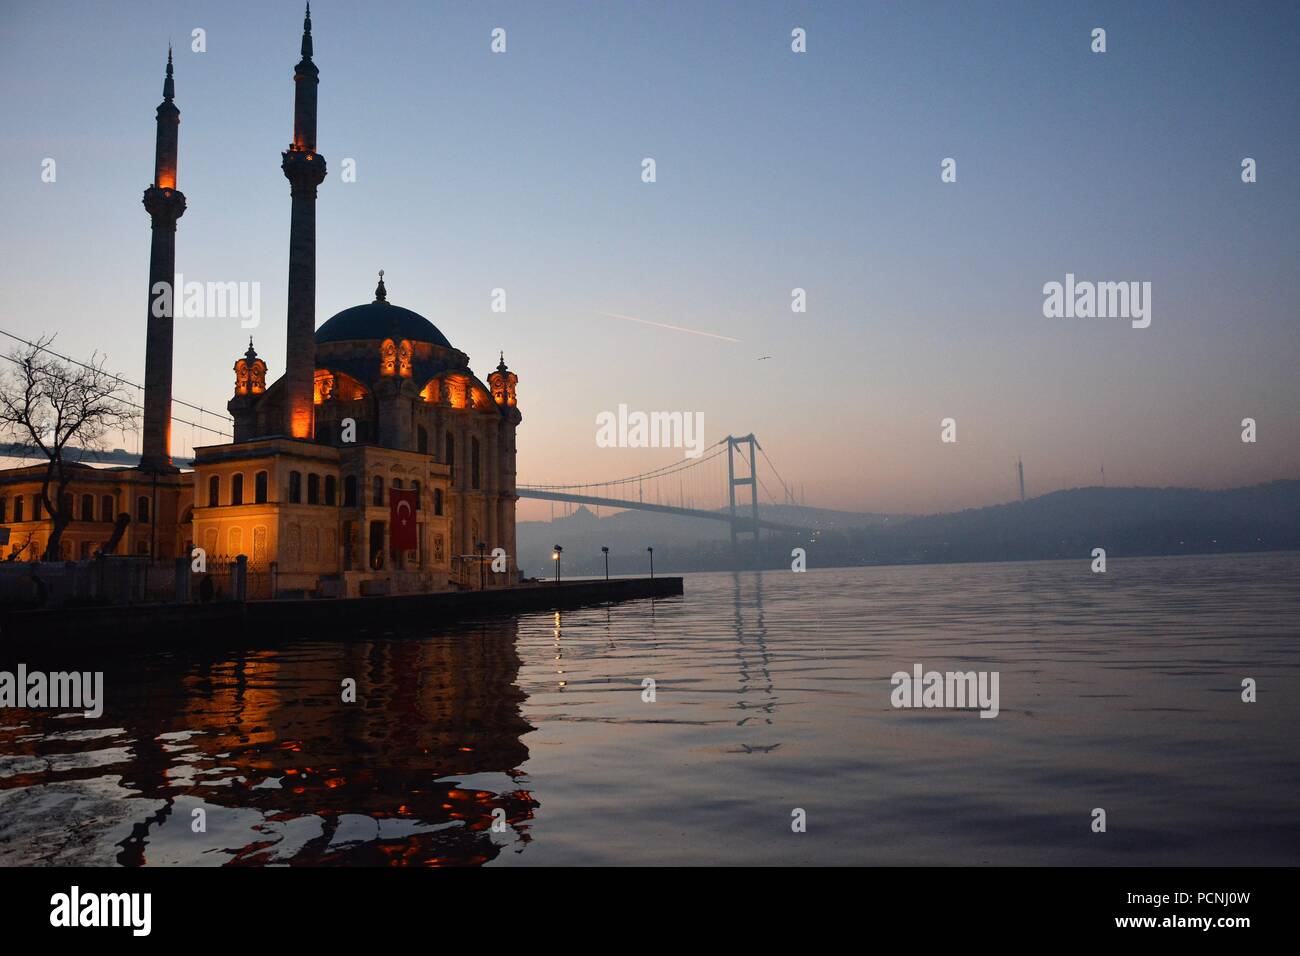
[476, 541, 487, 590]
[552, 544, 563, 583]
[601, 546, 609, 581]
[646, 546, 654, 579]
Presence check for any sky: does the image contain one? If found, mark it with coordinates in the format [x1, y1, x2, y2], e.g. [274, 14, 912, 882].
[1, 0, 1297, 519]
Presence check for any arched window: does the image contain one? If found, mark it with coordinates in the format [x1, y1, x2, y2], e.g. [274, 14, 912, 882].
[372, 475, 384, 506]
[307, 473, 320, 505]
[208, 475, 220, 507]
[325, 475, 337, 506]
[433, 488, 443, 516]
[101, 495, 113, 522]
[288, 471, 302, 504]
[412, 480, 421, 510]
[417, 425, 428, 455]
[471, 437, 481, 490]
[33, 496, 42, 520]
[81, 494, 94, 521]
[231, 473, 244, 506]
[445, 432, 455, 472]
[137, 495, 150, 524]
[13, 496, 23, 522]
[393, 478, 403, 490]
[255, 471, 268, 504]
[344, 475, 357, 507]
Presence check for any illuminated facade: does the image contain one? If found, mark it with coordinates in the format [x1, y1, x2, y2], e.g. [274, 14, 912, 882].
[0, 9, 521, 597]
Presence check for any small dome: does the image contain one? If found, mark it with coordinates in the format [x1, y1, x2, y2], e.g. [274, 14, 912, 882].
[315, 275, 452, 348]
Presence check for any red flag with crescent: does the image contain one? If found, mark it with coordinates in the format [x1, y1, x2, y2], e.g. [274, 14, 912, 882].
[390, 488, 418, 551]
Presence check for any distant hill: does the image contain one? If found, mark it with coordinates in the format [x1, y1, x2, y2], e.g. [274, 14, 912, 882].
[517, 480, 1300, 576]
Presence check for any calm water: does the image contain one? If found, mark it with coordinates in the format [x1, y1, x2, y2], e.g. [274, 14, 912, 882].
[2, 552, 1298, 866]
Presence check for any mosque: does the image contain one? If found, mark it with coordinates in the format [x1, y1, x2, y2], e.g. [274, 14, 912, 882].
[0, 7, 522, 596]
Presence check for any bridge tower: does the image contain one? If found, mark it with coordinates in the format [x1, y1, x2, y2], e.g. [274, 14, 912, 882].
[727, 434, 761, 560]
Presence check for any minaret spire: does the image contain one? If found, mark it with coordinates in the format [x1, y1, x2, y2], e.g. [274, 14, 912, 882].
[140, 48, 186, 473]
[301, 3, 313, 60]
[282, 6, 327, 439]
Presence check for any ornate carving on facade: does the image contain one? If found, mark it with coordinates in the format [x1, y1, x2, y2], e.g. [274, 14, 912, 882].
[234, 339, 268, 396]
[314, 369, 335, 403]
[488, 353, 518, 407]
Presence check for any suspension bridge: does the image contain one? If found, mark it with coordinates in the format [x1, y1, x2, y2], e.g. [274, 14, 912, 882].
[519, 435, 812, 545]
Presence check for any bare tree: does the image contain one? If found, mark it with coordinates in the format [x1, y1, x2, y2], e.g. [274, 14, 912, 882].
[0, 336, 136, 561]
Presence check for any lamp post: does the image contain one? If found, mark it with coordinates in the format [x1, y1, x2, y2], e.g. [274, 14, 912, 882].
[601, 546, 609, 581]
[476, 541, 486, 590]
[552, 544, 563, 583]
[647, 546, 654, 579]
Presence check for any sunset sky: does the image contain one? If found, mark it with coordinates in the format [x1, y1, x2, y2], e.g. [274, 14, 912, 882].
[1, 0, 1297, 519]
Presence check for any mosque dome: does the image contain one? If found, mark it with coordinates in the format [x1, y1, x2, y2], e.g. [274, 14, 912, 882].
[314, 272, 452, 349]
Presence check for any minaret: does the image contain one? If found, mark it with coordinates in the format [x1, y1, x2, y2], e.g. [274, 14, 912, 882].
[281, 3, 326, 439]
[140, 48, 186, 472]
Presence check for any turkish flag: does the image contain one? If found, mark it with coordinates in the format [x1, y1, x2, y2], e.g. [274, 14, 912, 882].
[390, 488, 418, 551]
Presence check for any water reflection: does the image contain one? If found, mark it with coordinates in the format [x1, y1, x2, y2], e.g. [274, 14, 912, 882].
[0, 620, 537, 866]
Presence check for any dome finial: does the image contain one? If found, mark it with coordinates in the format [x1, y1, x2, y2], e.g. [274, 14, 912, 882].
[374, 269, 387, 303]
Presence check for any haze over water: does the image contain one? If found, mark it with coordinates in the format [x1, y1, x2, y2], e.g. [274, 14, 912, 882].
[2, 551, 1297, 865]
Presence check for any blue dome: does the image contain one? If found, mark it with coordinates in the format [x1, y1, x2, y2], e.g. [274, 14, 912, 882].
[315, 300, 452, 349]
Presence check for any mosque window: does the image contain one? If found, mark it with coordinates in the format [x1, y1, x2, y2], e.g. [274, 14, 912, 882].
[417, 426, 428, 455]
[81, 495, 94, 521]
[33, 496, 41, 520]
[101, 495, 113, 522]
[289, 471, 302, 504]
[231, 473, 244, 506]
[137, 496, 150, 524]
[0, 497, 6, 522]
[255, 471, 268, 504]
[412, 480, 421, 509]
[445, 433, 454, 473]
[344, 475, 357, 507]
[434, 488, 443, 516]
[61, 493, 73, 517]
[325, 475, 337, 506]
[372, 475, 384, 506]
[307, 473, 320, 504]
[14, 497, 23, 522]
[471, 437, 481, 490]
[208, 475, 220, 507]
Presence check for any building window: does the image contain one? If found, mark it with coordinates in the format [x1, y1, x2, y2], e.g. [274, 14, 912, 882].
[368, 520, 385, 569]
[412, 480, 421, 509]
[33, 496, 41, 520]
[393, 478, 403, 490]
[255, 471, 268, 504]
[433, 488, 443, 516]
[14, 496, 23, 522]
[101, 495, 114, 522]
[0, 497, 6, 522]
[307, 473, 320, 505]
[208, 475, 220, 507]
[61, 493, 73, 517]
[324, 475, 336, 506]
[372, 475, 384, 506]
[137, 496, 150, 524]
[288, 471, 302, 504]
[231, 473, 244, 506]
[471, 437, 481, 489]
[80, 494, 94, 522]
[445, 432, 454, 473]
[417, 425, 428, 455]
[344, 475, 357, 507]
